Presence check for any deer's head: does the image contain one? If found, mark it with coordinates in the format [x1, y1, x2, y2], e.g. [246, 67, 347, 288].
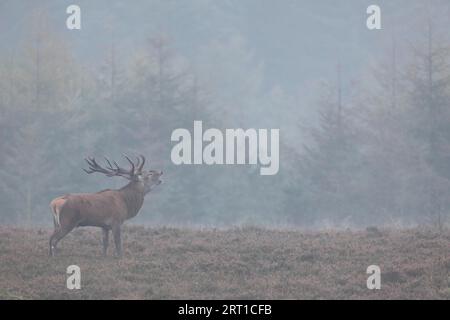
[84, 155, 163, 194]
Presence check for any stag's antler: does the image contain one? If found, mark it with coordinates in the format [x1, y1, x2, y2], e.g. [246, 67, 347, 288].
[83, 155, 141, 180]
[137, 155, 146, 174]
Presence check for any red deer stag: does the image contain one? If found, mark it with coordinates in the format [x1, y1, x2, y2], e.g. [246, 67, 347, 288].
[49, 155, 162, 257]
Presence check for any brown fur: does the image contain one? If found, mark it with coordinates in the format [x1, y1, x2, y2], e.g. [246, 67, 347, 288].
[49, 167, 162, 258]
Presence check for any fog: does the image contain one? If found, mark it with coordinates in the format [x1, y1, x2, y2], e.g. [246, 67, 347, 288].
[1, 0, 450, 229]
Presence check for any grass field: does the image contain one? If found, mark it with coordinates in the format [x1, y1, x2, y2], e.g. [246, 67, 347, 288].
[0, 225, 449, 299]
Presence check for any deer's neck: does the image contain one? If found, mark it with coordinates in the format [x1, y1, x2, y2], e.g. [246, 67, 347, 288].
[120, 181, 145, 220]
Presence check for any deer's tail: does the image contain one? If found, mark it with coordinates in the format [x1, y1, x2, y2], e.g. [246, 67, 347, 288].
[50, 196, 68, 229]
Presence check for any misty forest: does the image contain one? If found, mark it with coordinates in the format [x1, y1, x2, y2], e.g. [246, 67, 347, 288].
[1, 0, 450, 231]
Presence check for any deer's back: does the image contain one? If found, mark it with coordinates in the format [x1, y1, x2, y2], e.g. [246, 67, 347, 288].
[60, 191, 127, 228]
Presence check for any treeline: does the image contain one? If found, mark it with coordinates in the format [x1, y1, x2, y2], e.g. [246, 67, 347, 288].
[1, 10, 450, 229]
[292, 26, 450, 229]
[0, 11, 289, 227]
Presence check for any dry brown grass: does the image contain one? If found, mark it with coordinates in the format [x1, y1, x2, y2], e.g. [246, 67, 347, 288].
[0, 225, 449, 299]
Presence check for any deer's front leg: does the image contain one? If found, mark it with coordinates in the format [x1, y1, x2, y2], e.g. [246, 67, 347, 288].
[112, 225, 122, 258]
[102, 227, 110, 256]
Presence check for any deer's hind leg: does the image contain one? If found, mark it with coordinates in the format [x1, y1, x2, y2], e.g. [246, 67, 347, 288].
[49, 225, 74, 257]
